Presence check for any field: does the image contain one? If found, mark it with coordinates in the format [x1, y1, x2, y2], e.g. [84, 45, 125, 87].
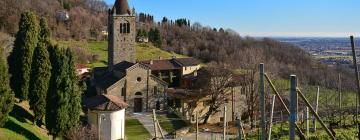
[0, 102, 51, 140]
[57, 41, 187, 67]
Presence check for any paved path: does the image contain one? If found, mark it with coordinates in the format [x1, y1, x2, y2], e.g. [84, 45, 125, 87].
[130, 112, 237, 140]
[131, 112, 170, 139]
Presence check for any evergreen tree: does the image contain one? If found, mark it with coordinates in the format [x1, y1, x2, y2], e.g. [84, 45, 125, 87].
[29, 17, 52, 126]
[46, 46, 81, 138]
[8, 11, 38, 101]
[148, 28, 162, 48]
[64, 48, 81, 130]
[46, 45, 70, 138]
[0, 48, 14, 127]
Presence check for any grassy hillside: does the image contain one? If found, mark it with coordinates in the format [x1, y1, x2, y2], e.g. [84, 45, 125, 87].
[57, 41, 187, 67]
[0, 102, 51, 140]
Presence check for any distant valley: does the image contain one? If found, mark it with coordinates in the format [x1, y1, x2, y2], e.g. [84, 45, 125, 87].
[274, 37, 360, 65]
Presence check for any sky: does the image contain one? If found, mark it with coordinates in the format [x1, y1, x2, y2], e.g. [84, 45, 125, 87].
[104, 0, 360, 37]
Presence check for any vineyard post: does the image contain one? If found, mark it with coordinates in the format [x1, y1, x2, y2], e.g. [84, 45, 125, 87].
[267, 95, 275, 140]
[350, 35, 360, 140]
[289, 75, 298, 140]
[259, 63, 266, 140]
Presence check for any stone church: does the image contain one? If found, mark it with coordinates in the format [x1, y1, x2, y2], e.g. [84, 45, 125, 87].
[91, 0, 168, 112]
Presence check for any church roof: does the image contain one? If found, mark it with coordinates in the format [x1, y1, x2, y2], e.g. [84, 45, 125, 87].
[173, 58, 200, 66]
[84, 94, 128, 111]
[112, 0, 131, 15]
[113, 61, 135, 71]
[141, 59, 181, 70]
[140, 58, 200, 71]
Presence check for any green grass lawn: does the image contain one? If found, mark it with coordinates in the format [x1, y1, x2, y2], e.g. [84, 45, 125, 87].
[125, 119, 151, 140]
[157, 113, 190, 133]
[56, 40, 187, 67]
[0, 104, 51, 140]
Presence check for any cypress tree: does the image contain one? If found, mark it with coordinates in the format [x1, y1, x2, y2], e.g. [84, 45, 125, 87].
[29, 17, 51, 125]
[46, 46, 70, 138]
[8, 11, 38, 101]
[0, 48, 15, 127]
[65, 48, 81, 130]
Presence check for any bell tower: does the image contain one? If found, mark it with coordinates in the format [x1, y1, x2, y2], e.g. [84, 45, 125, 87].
[108, 0, 136, 70]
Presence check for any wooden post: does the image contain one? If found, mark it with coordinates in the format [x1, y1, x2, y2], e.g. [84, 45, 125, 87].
[313, 86, 320, 132]
[196, 112, 199, 140]
[259, 63, 266, 140]
[223, 106, 227, 140]
[297, 89, 336, 140]
[153, 109, 158, 140]
[305, 103, 309, 136]
[264, 74, 306, 139]
[338, 74, 342, 126]
[350, 35, 360, 140]
[236, 117, 242, 140]
[289, 75, 297, 140]
[268, 95, 276, 140]
[156, 121, 165, 140]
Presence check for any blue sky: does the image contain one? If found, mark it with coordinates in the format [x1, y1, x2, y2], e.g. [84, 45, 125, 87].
[104, 0, 360, 37]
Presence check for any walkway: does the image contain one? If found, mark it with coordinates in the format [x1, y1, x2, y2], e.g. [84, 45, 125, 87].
[131, 112, 170, 139]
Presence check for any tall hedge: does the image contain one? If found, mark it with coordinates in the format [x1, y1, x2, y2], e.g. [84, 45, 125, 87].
[8, 11, 38, 101]
[29, 17, 52, 125]
[0, 48, 14, 127]
[46, 46, 81, 138]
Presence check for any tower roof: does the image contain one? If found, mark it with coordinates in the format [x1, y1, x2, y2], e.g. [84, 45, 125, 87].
[112, 0, 131, 15]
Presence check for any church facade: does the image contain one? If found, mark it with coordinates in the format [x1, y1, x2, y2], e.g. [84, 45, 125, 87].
[91, 0, 167, 112]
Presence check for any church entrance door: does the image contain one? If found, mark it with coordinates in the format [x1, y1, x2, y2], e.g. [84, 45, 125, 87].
[134, 98, 142, 112]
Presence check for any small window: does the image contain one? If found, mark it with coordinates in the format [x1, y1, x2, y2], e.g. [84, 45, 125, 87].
[137, 77, 142, 82]
[220, 117, 224, 122]
[154, 86, 158, 95]
[121, 88, 125, 96]
[135, 92, 142, 96]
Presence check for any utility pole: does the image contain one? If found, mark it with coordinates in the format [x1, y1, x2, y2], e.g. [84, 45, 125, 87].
[289, 75, 297, 140]
[350, 35, 360, 140]
[259, 63, 266, 140]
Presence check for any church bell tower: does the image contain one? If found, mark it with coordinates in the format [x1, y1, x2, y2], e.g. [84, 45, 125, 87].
[108, 0, 136, 70]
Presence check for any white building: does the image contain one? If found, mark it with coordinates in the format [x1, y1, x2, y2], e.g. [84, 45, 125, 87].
[85, 94, 128, 140]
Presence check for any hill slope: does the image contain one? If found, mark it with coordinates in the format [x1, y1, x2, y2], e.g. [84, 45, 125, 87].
[0, 102, 51, 140]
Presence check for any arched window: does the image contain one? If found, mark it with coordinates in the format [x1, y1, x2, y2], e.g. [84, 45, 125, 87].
[120, 23, 123, 33]
[127, 23, 130, 33]
[120, 21, 130, 34]
[135, 92, 142, 96]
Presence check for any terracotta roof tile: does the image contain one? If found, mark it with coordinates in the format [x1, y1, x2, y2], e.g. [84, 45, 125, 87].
[173, 58, 200, 66]
[140, 59, 181, 70]
[84, 94, 128, 111]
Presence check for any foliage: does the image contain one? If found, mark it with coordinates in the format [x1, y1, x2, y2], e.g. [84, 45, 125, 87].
[0, 0, 107, 40]
[64, 48, 82, 130]
[29, 17, 52, 125]
[46, 45, 81, 138]
[0, 47, 14, 127]
[8, 11, 38, 101]
[136, 29, 148, 38]
[148, 28, 162, 48]
[175, 18, 190, 27]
